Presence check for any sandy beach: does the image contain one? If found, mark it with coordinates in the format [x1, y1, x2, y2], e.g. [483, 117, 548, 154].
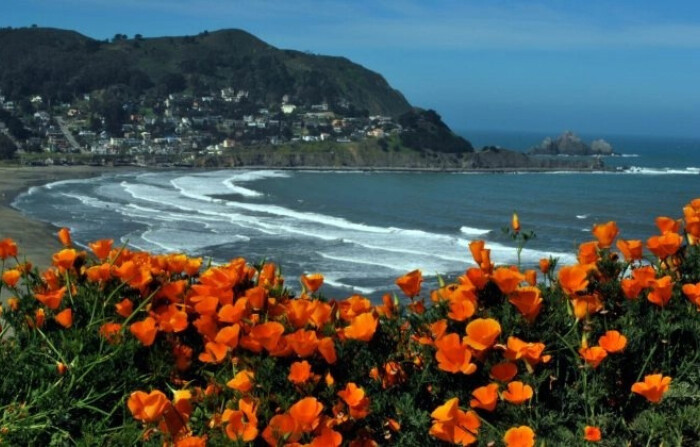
[0, 166, 114, 268]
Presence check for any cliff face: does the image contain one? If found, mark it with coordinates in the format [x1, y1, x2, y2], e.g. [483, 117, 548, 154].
[529, 131, 613, 156]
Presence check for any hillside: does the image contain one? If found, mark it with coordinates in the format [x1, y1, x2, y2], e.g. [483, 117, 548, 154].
[0, 27, 411, 116]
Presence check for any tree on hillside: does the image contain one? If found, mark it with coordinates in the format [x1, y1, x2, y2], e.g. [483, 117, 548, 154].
[0, 133, 17, 159]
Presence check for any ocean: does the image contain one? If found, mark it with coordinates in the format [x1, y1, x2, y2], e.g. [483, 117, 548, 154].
[12, 132, 700, 299]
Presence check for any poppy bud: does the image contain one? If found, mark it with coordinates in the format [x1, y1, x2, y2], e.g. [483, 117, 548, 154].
[57, 362, 68, 375]
[511, 213, 520, 233]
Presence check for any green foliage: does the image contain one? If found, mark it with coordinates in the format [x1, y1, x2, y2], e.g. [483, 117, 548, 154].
[0, 27, 412, 117]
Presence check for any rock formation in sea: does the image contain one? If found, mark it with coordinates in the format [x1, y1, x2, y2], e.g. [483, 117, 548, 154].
[529, 131, 614, 156]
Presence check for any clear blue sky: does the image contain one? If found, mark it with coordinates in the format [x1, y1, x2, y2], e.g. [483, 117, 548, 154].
[3, 0, 700, 138]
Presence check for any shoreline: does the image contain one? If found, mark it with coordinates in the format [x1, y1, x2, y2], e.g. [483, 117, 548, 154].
[0, 166, 125, 269]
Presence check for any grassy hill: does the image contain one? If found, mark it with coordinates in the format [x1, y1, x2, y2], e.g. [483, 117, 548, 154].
[0, 27, 412, 116]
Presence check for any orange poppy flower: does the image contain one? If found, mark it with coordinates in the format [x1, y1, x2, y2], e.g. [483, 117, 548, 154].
[571, 294, 604, 320]
[223, 398, 258, 441]
[631, 374, 671, 403]
[301, 273, 324, 293]
[509, 287, 543, 323]
[130, 317, 158, 346]
[431, 319, 448, 341]
[503, 425, 535, 447]
[468, 240, 485, 265]
[227, 370, 255, 393]
[558, 265, 589, 295]
[0, 238, 18, 259]
[598, 330, 627, 353]
[115, 298, 133, 318]
[504, 337, 551, 366]
[284, 298, 315, 329]
[490, 362, 518, 382]
[199, 341, 228, 363]
[524, 269, 536, 286]
[318, 337, 337, 364]
[447, 292, 477, 322]
[470, 383, 499, 411]
[344, 312, 378, 342]
[396, 269, 423, 297]
[578, 241, 599, 265]
[511, 212, 520, 233]
[584, 426, 602, 442]
[579, 346, 608, 368]
[464, 318, 501, 351]
[214, 324, 240, 348]
[52, 249, 78, 270]
[2, 269, 21, 288]
[655, 216, 681, 234]
[175, 436, 206, 447]
[34, 308, 46, 328]
[35, 286, 66, 310]
[288, 361, 312, 384]
[263, 414, 299, 446]
[245, 286, 267, 311]
[375, 293, 396, 318]
[218, 298, 249, 324]
[616, 239, 643, 262]
[491, 267, 525, 294]
[647, 232, 682, 258]
[99, 322, 122, 344]
[310, 301, 333, 327]
[57, 227, 72, 247]
[502, 381, 533, 405]
[539, 258, 551, 274]
[248, 321, 285, 352]
[311, 428, 343, 447]
[286, 329, 319, 358]
[435, 333, 477, 375]
[127, 390, 169, 423]
[338, 295, 372, 321]
[338, 382, 371, 419]
[258, 262, 277, 287]
[288, 397, 324, 433]
[86, 263, 111, 282]
[466, 267, 489, 289]
[621, 266, 656, 299]
[88, 239, 113, 261]
[648, 276, 673, 307]
[592, 221, 618, 248]
[429, 398, 480, 446]
[54, 308, 73, 328]
[682, 282, 700, 308]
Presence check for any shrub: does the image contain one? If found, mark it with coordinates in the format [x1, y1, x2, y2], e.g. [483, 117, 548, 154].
[1, 199, 699, 446]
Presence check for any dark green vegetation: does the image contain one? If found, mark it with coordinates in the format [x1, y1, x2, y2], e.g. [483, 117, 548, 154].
[0, 27, 411, 117]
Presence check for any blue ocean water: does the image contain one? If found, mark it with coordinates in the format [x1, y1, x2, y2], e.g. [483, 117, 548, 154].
[12, 132, 700, 298]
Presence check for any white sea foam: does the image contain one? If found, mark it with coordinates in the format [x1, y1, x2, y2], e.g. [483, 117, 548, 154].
[45, 178, 95, 190]
[623, 166, 700, 175]
[323, 277, 377, 295]
[459, 226, 491, 236]
[576, 214, 589, 219]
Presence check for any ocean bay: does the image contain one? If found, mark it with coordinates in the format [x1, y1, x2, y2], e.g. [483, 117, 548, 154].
[13, 160, 700, 299]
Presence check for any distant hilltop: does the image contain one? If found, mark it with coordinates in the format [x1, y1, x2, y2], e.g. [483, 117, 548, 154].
[529, 131, 614, 156]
